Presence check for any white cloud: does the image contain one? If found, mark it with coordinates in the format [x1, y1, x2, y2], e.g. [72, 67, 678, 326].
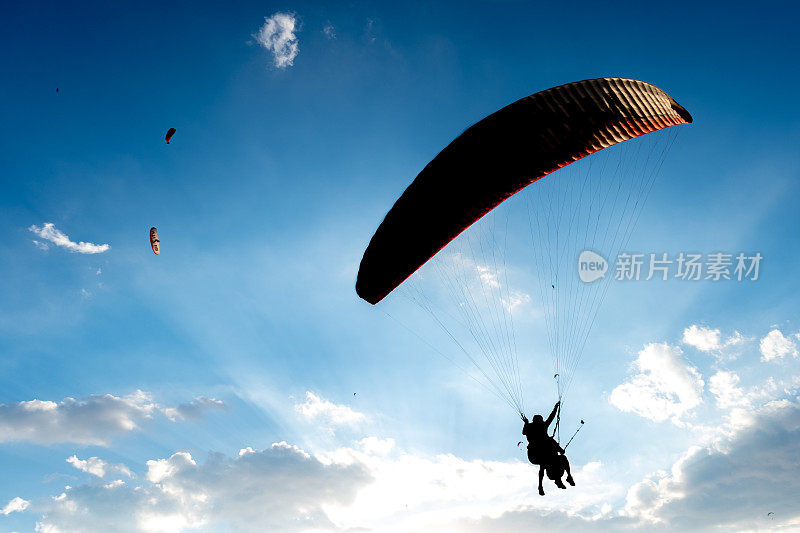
[323, 23, 335, 39]
[67, 455, 132, 478]
[0, 391, 225, 446]
[294, 391, 365, 427]
[707, 371, 748, 410]
[356, 436, 395, 456]
[724, 330, 747, 347]
[29, 223, 109, 254]
[760, 329, 798, 361]
[1, 496, 29, 515]
[681, 325, 721, 352]
[681, 325, 748, 359]
[254, 12, 299, 68]
[609, 343, 704, 424]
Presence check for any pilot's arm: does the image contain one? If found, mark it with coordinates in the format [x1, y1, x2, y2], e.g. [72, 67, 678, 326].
[545, 401, 560, 428]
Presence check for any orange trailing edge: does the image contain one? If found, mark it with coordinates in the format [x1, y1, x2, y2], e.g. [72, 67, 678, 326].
[356, 77, 692, 305]
[149, 227, 160, 255]
[165, 128, 176, 144]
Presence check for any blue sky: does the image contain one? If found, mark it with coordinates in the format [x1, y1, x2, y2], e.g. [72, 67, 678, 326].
[1, 1, 800, 531]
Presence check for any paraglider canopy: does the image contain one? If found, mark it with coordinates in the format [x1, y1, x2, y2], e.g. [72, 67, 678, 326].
[356, 77, 692, 305]
[165, 128, 176, 144]
[149, 227, 160, 255]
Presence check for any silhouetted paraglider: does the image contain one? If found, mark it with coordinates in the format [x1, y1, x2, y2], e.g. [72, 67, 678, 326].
[149, 227, 160, 255]
[56, 87, 59, 93]
[768, 512, 775, 520]
[165, 128, 176, 144]
[355, 76, 691, 419]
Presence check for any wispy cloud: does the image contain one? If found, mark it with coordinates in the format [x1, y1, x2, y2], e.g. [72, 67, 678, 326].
[254, 12, 299, 68]
[323, 23, 335, 39]
[163, 397, 225, 422]
[29, 222, 109, 254]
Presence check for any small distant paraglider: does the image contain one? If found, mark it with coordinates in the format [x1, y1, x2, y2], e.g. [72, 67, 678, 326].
[165, 128, 176, 144]
[768, 512, 775, 520]
[56, 87, 59, 93]
[149, 227, 160, 255]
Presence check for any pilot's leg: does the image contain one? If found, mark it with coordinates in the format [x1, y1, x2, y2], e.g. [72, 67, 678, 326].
[538, 465, 545, 496]
[563, 455, 575, 486]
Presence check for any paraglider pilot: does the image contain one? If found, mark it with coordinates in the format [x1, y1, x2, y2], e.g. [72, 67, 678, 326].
[522, 401, 574, 495]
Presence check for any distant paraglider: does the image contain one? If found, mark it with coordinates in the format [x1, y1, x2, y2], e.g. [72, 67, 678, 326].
[56, 87, 59, 93]
[149, 227, 160, 255]
[165, 128, 176, 144]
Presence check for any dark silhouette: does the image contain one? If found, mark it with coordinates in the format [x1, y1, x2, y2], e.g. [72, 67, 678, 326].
[355, 78, 692, 306]
[522, 401, 575, 496]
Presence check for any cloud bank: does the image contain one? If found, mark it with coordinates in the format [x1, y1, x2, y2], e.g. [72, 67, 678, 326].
[18, 326, 800, 532]
[36, 443, 371, 533]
